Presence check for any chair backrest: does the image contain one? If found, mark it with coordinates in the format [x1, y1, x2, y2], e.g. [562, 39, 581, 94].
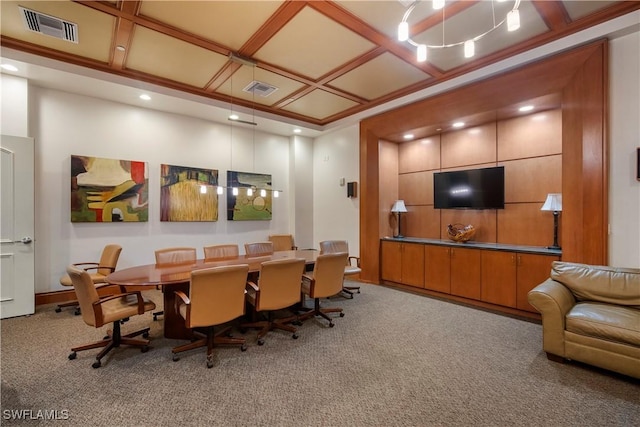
[268, 234, 295, 251]
[319, 240, 349, 255]
[310, 252, 349, 298]
[97, 244, 122, 276]
[203, 244, 239, 261]
[66, 265, 100, 327]
[244, 241, 274, 257]
[155, 247, 197, 265]
[255, 258, 305, 311]
[187, 264, 249, 328]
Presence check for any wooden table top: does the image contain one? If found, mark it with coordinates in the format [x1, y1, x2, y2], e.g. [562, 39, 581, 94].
[106, 249, 318, 287]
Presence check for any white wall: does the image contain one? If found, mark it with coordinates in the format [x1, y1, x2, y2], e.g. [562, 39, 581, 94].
[313, 125, 360, 256]
[609, 30, 640, 268]
[30, 87, 308, 293]
[0, 74, 28, 137]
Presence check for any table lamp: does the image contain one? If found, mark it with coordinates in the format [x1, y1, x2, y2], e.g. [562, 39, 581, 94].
[541, 193, 562, 250]
[391, 200, 408, 238]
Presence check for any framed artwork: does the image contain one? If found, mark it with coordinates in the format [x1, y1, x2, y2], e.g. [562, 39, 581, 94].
[160, 164, 219, 221]
[71, 155, 148, 222]
[226, 170, 272, 221]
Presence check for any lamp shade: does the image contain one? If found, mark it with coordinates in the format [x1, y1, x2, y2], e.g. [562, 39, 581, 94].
[391, 200, 408, 213]
[541, 193, 562, 212]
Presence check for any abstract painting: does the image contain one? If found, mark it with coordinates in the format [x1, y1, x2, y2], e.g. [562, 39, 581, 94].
[71, 155, 148, 222]
[160, 164, 219, 221]
[226, 171, 272, 221]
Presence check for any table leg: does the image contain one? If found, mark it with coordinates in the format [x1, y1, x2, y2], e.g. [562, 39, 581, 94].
[162, 282, 193, 340]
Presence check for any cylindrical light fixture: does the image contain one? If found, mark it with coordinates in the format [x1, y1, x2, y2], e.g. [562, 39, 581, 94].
[232, 187, 238, 196]
[464, 40, 475, 58]
[433, 0, 445, 10]
[417, 44, 427, 62]
[507, 9, 520, 31]
[247, 188, 253, 196]
[260, 189, 267, 197]
[217, 186, 224, 195]
[398, 21, 409, 41]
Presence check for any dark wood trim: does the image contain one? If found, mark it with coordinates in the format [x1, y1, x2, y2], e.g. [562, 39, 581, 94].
[35, 285, 120, 306]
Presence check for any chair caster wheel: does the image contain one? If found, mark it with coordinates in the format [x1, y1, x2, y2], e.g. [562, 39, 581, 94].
[292, 320, 302, 326]
[92, 360, 101, 369]
[292, 334, 298, 340]
[103, 335, 110, 340]
[142, 331, 149, 339]
[241, 344, 248, 352]
[207, 361, 214, 369]
[339, 312, 345, 317]
[239, 328, 247, 334]
[172, 354, 180, 362]
[329, 322, 335, 328]
[68, 352, 77, 360]
[153, 315, 159, 321]
[257, 339, 265, 346]
[74, 308, 81, 316]
[357, 290, 361, 293]
[141, 346, 149, 353]
[55, 307, 62, 313]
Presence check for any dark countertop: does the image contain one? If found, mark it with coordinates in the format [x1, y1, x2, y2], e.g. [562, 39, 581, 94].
[381, 237, 562, 256]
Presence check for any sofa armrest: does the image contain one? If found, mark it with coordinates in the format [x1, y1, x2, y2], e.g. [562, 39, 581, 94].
[528, 279, 576, 357]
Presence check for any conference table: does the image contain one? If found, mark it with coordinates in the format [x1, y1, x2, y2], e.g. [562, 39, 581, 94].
[106, 249, 318, 339]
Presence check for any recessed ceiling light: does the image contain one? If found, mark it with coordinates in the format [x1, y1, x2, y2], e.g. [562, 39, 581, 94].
[1, 64, 18, 72]
[403, 134, 414, 140]
[293, 128, 301, 134]
[116, 45, 126, 51]
[139, 94, 151, 101]
[519, 105, 534, 112]
[229, 114, 239, 120]
[452, 122, 465, 128]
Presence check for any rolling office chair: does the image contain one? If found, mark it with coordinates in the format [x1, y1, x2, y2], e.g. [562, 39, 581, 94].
[203, 244, 239, 260]
[297, 252, 348, 328]
[57, 244, 122, 315]
[66, 265, 156, 368]
[240, 258, 306, 345]
[171, 264, 250, 368]
[152, 247, 197, 321]
[319, 240, 361, 298]
[268, 234, 298, 251]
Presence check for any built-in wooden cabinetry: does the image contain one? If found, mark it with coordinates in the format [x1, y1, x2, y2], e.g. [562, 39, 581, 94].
[381, 238, 560, 317]
[380, 241, 424, 288]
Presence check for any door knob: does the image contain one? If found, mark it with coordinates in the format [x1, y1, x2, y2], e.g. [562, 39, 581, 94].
[14, 237, 33, 244]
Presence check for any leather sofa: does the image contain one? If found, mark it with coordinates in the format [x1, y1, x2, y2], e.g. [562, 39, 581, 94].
[528, 261, 639, 379]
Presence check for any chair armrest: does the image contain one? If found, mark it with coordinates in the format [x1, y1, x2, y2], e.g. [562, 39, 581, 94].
[93, 291, 145, 325]
[246, 281, 259, 292]
[292, 245, 298, 250]
[72, 262, 99, 271]
[528, 279, 576, 357]
[173, 290, 190, 313]
[348, 256, 360, 268]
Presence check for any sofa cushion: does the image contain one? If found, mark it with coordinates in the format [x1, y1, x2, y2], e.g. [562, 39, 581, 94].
[551, 261, 640, 306]
[566, 302, 640, 347]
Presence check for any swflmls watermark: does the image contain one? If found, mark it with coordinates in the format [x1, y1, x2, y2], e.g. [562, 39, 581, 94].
[2, 409, 70, 421]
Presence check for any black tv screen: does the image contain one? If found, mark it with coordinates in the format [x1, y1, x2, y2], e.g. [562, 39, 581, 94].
[433, 166, 505, 209]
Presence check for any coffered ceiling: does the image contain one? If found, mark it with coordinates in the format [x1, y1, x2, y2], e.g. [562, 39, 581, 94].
[1, 1, 638, 130]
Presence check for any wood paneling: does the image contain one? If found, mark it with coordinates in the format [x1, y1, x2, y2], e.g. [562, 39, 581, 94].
[405, 205, 440, 239]
[497, 109, 562, 160]
[497, 203, 562, 247]
[450, 247, 481, 299]
[361, 41, 608, 283]
[399, 136, 441, 173]
[399, 171, 432, 206]
[516, 253, 560, 312]
[502, 155, 562, 203]
[440, 209, 497, 242]
[441, 123, 497, 168]
[481, 250, 517, 307]
[425, 245, 451, 294]
[379, 141, 399, 238]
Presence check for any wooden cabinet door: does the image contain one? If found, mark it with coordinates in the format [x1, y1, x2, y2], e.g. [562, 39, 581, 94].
[450, 247, 481, 299]
[425, 245, 451, 293]
[481, 250, 517, 307]
[516, 254, 559, 312]
[381, 241, 402, 283]
[401, 242, 425, 288]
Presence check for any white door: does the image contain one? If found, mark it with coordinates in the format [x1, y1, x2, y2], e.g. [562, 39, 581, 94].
[1, 135, 35, 319]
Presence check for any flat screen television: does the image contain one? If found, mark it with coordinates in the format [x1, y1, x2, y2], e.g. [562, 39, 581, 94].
[433, 166, 505, 209]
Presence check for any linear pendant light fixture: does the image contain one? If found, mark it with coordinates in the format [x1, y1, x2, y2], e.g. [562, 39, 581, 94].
[398, 0, 521, 62]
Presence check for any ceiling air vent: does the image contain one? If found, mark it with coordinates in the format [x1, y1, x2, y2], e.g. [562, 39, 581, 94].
[243, 81, 278, 98]
[20, 7, 78, 43]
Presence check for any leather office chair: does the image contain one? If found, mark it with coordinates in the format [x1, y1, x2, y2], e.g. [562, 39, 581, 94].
[57, 244, 122, 315]
[66, 265, 156, 368]
[152, 247, 197, 320]
[244, 241, 274, 256]
[297, 252, 348, 328]
[319, 240, 361, 298]
[240, 258, 305, 345]
[171, 264, 249, 368]
[268, 234, 298, 251]
[204, 244, 239, 260]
